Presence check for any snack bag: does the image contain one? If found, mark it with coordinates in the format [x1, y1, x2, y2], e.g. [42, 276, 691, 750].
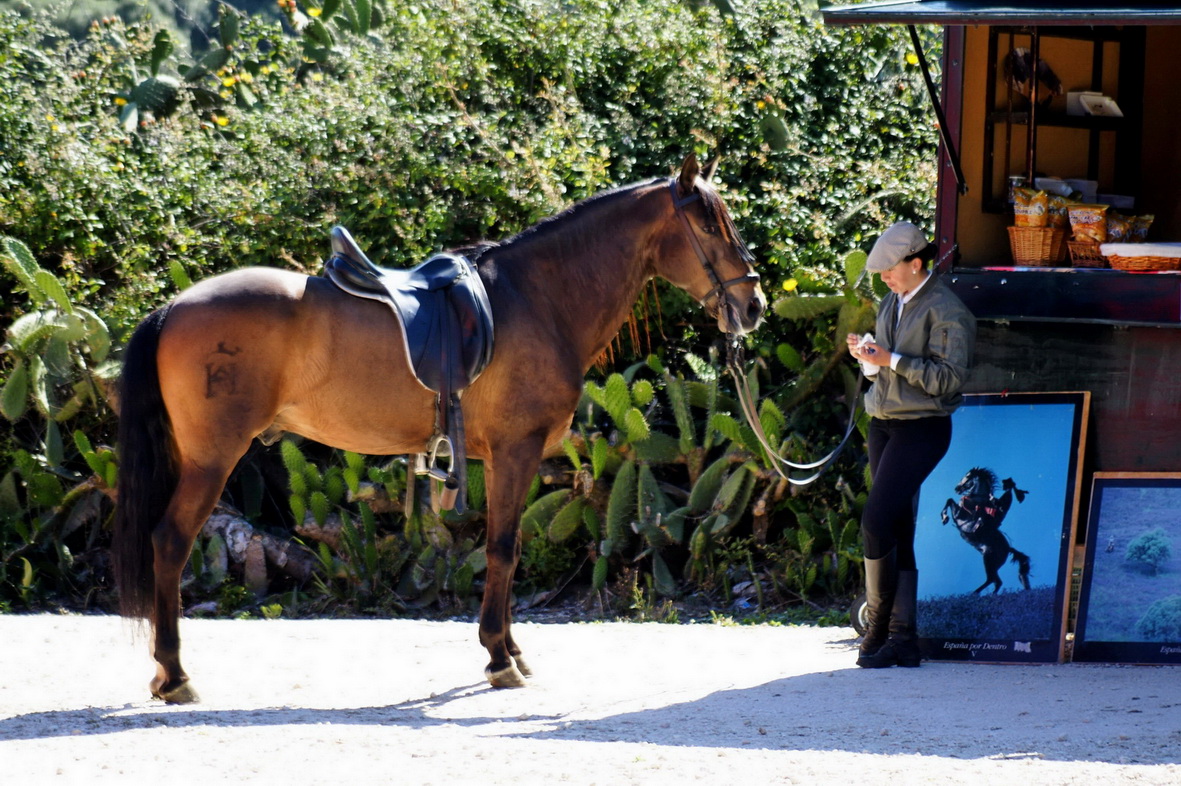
[1013, 187, 1048, 228]
[1068, 204, 1108, 243]
[1106, 212, 1133, 242]
[1047, 195, 1074, 230]
[1131, 214, 1155, 243]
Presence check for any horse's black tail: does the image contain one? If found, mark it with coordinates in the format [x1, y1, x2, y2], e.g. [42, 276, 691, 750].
[113, 306, 177, 622]
[1010, 547, 1032, 590]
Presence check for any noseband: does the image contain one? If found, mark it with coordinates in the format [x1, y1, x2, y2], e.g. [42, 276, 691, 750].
[668, 179, 760, 317]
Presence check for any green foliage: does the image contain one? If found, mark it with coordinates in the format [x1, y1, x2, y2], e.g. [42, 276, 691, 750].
[1125, 528, 1172, 576]
[2, 237, 114, 432]
[277, 438, 488, 611]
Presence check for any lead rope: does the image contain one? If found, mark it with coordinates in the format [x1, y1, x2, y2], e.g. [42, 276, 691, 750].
[724, 337, 863, 487]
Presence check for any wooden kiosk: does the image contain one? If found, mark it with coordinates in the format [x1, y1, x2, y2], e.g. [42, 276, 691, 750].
[825, 3, 1181, 661]
[823, 2, 1181, 476]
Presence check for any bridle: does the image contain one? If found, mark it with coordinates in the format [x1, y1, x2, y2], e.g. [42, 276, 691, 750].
[667, 178, 760, 324]
[668, 179, 859, 487]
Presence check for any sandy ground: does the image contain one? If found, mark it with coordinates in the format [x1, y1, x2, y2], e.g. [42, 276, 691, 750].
[1, 614, 1179, 784]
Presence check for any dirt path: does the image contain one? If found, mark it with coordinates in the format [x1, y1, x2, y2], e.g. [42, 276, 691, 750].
[1, 614, 1179, 783]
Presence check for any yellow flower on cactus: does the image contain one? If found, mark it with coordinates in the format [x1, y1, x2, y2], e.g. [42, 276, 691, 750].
[906, 52, 919, 66]
[114, 97, 127, 106]
[222, 76, 237, 87]
[782, 278, 798, 292]
[308, 6, 321, 16]
[213, 115, 229, 127]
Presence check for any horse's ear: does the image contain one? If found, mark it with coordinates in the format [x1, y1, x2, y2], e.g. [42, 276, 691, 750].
[678, 154, 700, 194]
[703, 156, 720, 182]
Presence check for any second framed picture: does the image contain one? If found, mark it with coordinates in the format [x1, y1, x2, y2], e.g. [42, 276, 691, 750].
[1074, 473, 1181, 664]
[912, 391, 1090, 663]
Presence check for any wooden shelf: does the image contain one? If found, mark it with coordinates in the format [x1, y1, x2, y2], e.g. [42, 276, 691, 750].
[988, 110, 1124, 132]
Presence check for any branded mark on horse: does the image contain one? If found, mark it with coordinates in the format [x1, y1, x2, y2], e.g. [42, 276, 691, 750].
[940, 467, 1032, 595]
[113, 155, 765, 703]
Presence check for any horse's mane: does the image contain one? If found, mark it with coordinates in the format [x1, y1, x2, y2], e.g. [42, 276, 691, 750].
[966, 466, 999, 494]
[442, 179, 662, 263]
[500, 177, 667, 248]
[452, 174, 749, 264]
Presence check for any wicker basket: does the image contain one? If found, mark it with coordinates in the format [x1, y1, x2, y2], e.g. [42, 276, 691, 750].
[1105, 253, 1181, 272]
[1068, 241, 1107, 268]
[1008, 226, 1067, 266]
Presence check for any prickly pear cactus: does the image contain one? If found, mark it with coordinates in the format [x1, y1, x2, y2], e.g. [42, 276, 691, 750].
[130, 75, 180, 113]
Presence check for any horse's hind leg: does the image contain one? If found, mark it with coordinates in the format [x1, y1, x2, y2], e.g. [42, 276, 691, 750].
[972, 564, 1002, 595]
[149, 460, 238, 703]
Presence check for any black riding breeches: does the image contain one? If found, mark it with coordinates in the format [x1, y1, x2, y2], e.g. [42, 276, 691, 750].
[862, 416, 953, 569]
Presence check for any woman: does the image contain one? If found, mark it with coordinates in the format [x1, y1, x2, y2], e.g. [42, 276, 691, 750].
[846, 222, 976, 669]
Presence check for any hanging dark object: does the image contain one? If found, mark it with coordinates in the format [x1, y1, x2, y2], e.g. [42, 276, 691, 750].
[1003, 47, 1062, 107]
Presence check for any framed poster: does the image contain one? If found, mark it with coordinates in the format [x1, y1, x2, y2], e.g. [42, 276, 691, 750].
[1073, 473, 1181, 664]
[913, 392, 1089, 663]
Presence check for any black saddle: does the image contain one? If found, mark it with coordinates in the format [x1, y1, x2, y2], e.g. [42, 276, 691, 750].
[325, 226, 494, 394]
[324, 226, 494, 513]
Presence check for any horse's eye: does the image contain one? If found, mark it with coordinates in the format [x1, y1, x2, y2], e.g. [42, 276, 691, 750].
[702, 224, 719, 235]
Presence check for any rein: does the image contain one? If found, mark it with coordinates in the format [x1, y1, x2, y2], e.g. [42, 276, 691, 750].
[724, 338, 862, 487]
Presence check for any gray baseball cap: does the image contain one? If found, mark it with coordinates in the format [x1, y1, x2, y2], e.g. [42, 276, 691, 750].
[866, 222, 929, 272]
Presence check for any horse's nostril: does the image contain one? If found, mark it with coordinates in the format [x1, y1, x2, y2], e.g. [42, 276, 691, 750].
[747, 296, 765, 323]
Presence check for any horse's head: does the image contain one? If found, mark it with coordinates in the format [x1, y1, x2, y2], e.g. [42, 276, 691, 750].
[955, 467, 998, 499]
[660, 155, 766, 336]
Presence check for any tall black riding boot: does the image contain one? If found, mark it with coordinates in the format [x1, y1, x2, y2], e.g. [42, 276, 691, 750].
[859, 568, 919, 669]
[876, 569, 921, 668]
[856, 548, 897, 668]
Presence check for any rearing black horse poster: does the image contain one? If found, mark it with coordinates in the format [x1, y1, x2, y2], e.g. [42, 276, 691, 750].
[913, 392, 1089, 663]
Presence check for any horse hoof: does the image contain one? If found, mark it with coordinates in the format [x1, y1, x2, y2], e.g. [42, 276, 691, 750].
[486, 664, 528, 688]
[152, 679, 200, 704]
[513, 655, 533, 678]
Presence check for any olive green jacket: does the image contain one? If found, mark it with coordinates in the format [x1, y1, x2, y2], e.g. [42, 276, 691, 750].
[864, 273, 976, 420]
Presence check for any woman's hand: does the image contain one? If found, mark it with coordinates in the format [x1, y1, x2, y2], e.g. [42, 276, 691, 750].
[847, 333, 890, 367]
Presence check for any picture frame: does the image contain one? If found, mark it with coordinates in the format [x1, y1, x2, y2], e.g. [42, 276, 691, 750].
[1073, 472, 1181, 664]
[913, 391, 1090, 663]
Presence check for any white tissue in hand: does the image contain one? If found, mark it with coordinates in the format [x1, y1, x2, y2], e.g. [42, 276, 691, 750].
[858, 333, 879, 376]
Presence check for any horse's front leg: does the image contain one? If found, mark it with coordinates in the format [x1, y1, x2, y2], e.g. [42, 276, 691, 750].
[479, 441, 544, 688]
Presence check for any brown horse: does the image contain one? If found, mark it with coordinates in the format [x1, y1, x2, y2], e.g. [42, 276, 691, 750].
[113, 155, 765, 703]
